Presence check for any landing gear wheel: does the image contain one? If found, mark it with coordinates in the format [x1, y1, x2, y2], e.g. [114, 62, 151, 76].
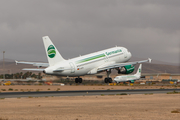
[75, 78, 78, 83]
[105, 69, 112, 83]
[75, 77, 83, 83]
[79, 78, 82, 83]
[104, 78, 108, 83]
[108, 78, 112, 83]
[104, 77, 112, 83]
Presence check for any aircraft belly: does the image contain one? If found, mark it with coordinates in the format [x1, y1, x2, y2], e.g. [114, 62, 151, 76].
[57, 66, 91, 77]
[76, 59, 105, 75]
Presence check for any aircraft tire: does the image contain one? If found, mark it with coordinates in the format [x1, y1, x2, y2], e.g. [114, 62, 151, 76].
[104, 78, 108, 83]
[108, 78, 112, 83]
[75, 78, 78, 83]
[79, 78, 82, 83]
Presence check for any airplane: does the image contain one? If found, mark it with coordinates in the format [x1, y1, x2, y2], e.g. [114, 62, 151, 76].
[16, 36, 152, 83]
[114, 64, 142, 83]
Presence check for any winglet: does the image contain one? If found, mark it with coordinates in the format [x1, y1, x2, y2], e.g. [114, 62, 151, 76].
[15, 60, 18, 65]
[148, 58, 152, 63]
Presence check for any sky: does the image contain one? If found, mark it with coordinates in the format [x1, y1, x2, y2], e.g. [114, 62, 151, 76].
[0, 0, 179, 64]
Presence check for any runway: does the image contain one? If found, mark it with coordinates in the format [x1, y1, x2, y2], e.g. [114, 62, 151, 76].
[0, 89, 180, 98]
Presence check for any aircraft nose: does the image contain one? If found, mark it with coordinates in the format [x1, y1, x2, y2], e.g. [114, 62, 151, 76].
[114, 77, 118, 81]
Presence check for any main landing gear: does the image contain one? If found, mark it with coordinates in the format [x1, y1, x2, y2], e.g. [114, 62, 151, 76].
[104, 77, 112, 83]
[104, 70, 112, 83]
[75, 77, 82, 83]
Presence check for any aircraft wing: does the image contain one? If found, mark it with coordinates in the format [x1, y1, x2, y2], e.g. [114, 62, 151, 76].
[15, 61, 49, 67]
[97, 58, 151, 72]
[23, 68, 72, 72]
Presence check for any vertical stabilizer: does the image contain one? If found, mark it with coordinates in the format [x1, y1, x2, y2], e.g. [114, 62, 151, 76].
[43, 36, 65, 66]
[135, 64, 142, 76]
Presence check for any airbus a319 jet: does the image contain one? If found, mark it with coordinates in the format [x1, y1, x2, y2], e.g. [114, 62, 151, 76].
[16, 36, 151, 83]
[114, 64, 142, 83]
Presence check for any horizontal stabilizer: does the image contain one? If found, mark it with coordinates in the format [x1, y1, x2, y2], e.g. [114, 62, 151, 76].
[15, 60, 49, 67]
[22, 68, 45, 71]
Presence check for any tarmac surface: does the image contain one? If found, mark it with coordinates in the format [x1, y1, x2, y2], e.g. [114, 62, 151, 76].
[0, 94, 180, 120]
[1, 89, 180, 98]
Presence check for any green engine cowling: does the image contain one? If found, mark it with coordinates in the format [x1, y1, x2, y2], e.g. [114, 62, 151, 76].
[118, 65, 135, 74]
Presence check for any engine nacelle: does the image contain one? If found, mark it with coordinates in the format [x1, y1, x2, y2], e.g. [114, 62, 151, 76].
[118, 65, 135, 74]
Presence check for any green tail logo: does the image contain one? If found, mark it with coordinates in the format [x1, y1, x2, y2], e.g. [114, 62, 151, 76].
[47, 45, 56, 58]
[139, 69, 141, 73]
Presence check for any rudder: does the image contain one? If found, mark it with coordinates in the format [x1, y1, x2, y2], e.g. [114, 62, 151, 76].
[42, 36, 65, 66]
[135, 64, 142, 76]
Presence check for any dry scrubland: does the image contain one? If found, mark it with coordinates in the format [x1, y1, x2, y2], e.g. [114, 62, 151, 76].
[0, 85, 180, 92]
[0, 94, 180, 120]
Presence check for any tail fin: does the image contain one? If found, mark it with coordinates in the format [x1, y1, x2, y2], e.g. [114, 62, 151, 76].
[135, 64, 142, 76]
[42, 36, 65, 66]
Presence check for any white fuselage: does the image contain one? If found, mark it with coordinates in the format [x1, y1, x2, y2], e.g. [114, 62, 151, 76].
[44, 47, 132, 77]
[114, 74, 140, 83]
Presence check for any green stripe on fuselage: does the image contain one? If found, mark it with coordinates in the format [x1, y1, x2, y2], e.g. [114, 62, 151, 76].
[122, 76, 136, 78]
[75, 53, 105, 64]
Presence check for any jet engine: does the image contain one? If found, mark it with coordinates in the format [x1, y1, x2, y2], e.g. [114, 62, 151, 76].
[117, 65, 135, 74]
